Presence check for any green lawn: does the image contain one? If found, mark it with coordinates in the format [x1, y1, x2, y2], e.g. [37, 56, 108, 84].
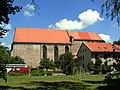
[0, 75, 106, 90]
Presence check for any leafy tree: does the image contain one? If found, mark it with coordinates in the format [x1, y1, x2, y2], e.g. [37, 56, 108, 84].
[101, 61, 112, 74]
[56, 52, 76, 75]
[0, 0, 21, 38]
[0, 45, 25, 64]
[40, 58, 55, 72]
[87, 58, 102, 74]
[87, 61, 95, 71]
[113, 39, 120, 45]
[10, 56, 25, 64]
[92, 0, 120, 26]
[0, 45, 10, 64]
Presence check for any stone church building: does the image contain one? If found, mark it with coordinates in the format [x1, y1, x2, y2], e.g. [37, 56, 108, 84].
[11, 28, 105, 68]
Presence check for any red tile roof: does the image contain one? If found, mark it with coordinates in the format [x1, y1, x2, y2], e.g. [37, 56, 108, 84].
[14, 28, 71, 44]
[84, 42, 120, 52]
[69, 32, 104, 41]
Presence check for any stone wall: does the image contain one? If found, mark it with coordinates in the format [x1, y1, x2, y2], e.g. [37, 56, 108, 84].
[11, 43, 71, 68]
[11, 44, 41, 68]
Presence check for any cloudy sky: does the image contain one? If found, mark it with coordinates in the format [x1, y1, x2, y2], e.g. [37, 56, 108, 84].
[0, 0, 120, 48]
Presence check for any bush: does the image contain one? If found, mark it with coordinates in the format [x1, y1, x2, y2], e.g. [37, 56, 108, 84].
[8, 71, 25, 76]
[47, 71, 52, 76]
[101, 65, 111, 74]
[8, 72, 17, 76]
[31, 70, 44, 76]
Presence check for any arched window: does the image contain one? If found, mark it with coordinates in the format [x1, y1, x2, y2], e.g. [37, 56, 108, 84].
[43, 45, 47, 60]
[65, 46, 69, 53]
[54, 45, 59, 61]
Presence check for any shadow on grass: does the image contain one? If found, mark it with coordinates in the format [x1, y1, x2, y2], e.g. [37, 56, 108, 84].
[83, 80, 103, 84]
[96, 78, 120, 90]
[83, 78, 120, 90]
[22, 81, 91, 90]
[0, 81, 91, 90]
[0, 85, 30, 90]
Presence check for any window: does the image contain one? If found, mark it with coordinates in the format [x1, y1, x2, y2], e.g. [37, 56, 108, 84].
[95, 54, 98, 59]
[83, 56, 84, 60]
[65, 46, 69, 53]
[43, 45, 47, 60]
[16, 68, 20, 71]
[83, 64, 84, 68]
[104, 54, 108, 59]
[54, 45, 59, 61]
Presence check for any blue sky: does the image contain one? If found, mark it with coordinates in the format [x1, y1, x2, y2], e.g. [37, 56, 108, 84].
[0, 0, 120, 49]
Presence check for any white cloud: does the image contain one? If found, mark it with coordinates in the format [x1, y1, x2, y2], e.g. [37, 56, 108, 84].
[49, 19, 83, 30]
[24, 4, 35, 17]
[49, 9, 104, 30]
[78, 9, 104, 27]
[99, 33, 112, 43]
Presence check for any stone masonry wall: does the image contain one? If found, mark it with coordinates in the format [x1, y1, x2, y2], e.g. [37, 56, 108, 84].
[11, 43, 71, 68]
[11, 44, 41, 68]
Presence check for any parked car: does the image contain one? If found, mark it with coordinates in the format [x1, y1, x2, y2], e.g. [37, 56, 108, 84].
[6, 64, 29, 74]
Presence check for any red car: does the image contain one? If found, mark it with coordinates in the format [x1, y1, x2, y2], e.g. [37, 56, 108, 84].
[6, 64, 29, 74]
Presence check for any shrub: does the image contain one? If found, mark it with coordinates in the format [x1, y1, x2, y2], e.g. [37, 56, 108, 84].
[31, 69, 44, 76]
[47, 71, 52, 76]
[8, 72, 17, 76]
[101, 65, 111, 74]
[8, 71, 25, 76]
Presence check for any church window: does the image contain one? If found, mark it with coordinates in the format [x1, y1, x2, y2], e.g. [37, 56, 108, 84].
[43, 45, 47, 60]
[65, 46, 69, 53]
[54, 45, 59, 61]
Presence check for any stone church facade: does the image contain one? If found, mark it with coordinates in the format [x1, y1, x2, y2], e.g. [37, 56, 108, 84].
[11, 28, 104, 68]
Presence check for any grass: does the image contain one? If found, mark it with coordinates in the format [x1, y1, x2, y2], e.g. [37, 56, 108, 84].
[0, 74, 107, 90]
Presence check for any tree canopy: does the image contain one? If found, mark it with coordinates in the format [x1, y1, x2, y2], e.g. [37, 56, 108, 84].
[0, 45, 25, 64]
[0, 0, 21, 38]
[92, 0, 120, 26]
[55, 52, 76, 75]
[113, 39, 120, 45]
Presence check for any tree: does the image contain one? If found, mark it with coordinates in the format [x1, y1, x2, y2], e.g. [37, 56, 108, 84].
[39, 58, 55, 72]
[92, 0, 120, 26]
[87, 58, 102, 74]
[0, 45, 10, 64]
[0, 0, 21, 38]
[0, 45, 25, 64]
[56, 52, 76, 75]
[113, 39, 120, 45]
[10, 56, 25, 64]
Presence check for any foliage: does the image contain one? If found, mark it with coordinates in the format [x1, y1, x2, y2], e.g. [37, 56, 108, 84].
[87, 61, 95, 71]
[101, 64, 111, 74]
[40, 58, 55, 70]
[0, 45, 10, 64]
[56, 52, 76, 75]
[31, 69, 44, 76]
[0, 45, 25, 64]
[92, 0, 120, 26]
[10, 56, 25, 64]
[0, 0, 21, 38]
[87, 58, 102, 74]
[8, 71, 25, 76]
[113, 39, 120, 45]
[47, 71, 53, 76]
